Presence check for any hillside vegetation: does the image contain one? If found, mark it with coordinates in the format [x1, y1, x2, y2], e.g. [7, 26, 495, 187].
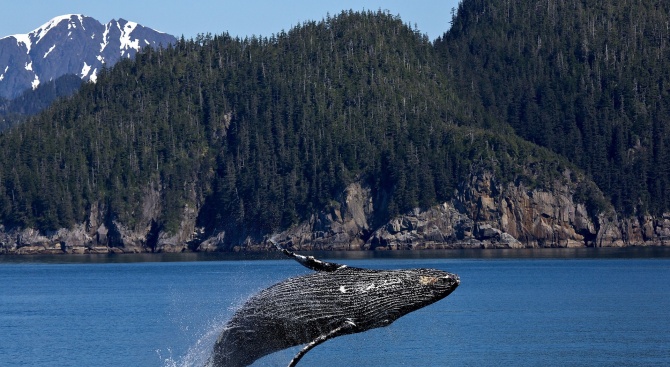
[436, 0, 670, 215]
[0, 10, 583, 246]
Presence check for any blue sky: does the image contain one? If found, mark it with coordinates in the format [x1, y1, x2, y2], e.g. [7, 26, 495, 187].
[1, 0, 461, 41]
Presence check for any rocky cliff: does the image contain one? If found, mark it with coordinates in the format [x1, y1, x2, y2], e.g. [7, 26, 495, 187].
[1, 169, 669, 255]
[0, 181, 201, 255]
[266, 169, 670, 251]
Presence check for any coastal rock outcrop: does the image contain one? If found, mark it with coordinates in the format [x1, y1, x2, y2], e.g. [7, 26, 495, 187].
[265, 169, 669, 251]
[2, 170, 670, 254]
[364, 203, 522, 250]
[0, 181, 201, 254]
[453, 170, 598, 248]
[251, 182, 375, 251]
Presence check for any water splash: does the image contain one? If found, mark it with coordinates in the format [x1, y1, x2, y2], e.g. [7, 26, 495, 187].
[160, 291, 260, 367]
[161, 317, 227, 367]
[159, 260, 304, 367]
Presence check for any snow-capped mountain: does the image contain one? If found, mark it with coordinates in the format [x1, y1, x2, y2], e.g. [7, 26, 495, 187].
[0, 14, 176, 99]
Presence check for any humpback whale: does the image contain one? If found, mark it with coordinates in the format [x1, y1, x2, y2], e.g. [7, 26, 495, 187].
[209, 245, 460, 367]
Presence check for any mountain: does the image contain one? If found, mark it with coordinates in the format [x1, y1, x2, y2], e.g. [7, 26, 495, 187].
[0, 14, 176, 99]
[0, 7, 667, 254]
[0, 10, 620, 254]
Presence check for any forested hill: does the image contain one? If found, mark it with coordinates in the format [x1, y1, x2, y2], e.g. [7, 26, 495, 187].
[0, 10, 583, 249]
[436, 0, 670, 216]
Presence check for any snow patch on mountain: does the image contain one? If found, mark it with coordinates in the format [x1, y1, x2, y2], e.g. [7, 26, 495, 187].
[31, 74, 39, 89]
[119, 20, 140, 53]
[44, 44, 56, 58]
[34, 14, 75, 44]
[81, 62, 91, 78]
[100, 22, 111, 52]
[25, 62, 33, 71]
[90, 68, 98, 83]
[10, 33, 32, 53]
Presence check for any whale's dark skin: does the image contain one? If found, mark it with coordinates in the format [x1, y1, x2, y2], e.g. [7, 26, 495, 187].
[209, 245, 460, 367]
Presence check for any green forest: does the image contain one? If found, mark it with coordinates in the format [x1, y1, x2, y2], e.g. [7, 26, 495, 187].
[436, 0, 670, 215]
[0, 1, 668, 247]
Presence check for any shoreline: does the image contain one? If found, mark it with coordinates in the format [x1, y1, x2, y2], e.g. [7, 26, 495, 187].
[2, 246, 670, 263]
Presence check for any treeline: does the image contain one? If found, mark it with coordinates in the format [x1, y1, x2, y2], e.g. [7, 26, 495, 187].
[436, 0, 670, 215]
[0, 10, 576, 240]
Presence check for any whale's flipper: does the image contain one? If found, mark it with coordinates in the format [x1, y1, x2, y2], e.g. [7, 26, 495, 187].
[272, 241, 347, 272]
[288, 320, 357, 367]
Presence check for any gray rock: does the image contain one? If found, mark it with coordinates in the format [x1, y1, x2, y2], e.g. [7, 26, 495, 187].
[2, 167, 670, 254]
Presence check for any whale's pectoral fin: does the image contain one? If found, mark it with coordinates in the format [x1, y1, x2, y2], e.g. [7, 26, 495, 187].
[272, 241, 347, 272]
[287, 320, 357, 367]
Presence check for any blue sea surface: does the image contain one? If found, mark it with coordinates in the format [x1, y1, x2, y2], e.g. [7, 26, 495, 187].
[0, 249, 669, 366]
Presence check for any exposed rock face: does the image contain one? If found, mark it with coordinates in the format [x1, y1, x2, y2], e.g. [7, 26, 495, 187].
[453, 171, 598, 248]
[0, 181, 200, 254]
[597, 214, 670, 247]
[264, 169, 670, 251]
[0, 225, 91, 254]
[1, 170, 670, 254]
[155, 203, 199, 253]
[365, 203, 522, 250]
[235, 182, 375, 251]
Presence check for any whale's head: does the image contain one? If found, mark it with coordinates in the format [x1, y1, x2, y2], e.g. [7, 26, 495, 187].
[406, 268, 460, 308]
[354, 268, 460, 328]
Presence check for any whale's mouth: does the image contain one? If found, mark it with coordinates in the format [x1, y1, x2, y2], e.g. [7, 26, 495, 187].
[442, 273, 460, 289]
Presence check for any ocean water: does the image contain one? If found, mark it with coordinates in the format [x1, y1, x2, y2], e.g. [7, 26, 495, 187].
[0, 249, 669, 366]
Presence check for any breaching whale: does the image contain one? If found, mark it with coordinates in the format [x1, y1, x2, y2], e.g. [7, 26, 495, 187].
[208, 245, 460, 367]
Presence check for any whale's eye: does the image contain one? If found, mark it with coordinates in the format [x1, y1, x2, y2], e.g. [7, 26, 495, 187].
[419, 276, 438, 285]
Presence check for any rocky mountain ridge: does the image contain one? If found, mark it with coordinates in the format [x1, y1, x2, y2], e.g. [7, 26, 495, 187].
[0, 14, 176, 99]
